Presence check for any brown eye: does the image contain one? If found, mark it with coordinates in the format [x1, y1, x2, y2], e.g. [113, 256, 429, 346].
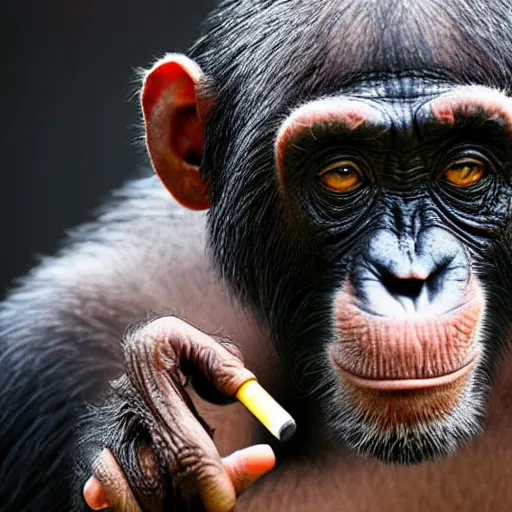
[319, 161, 363, 193]
[442, 158, 487, 188]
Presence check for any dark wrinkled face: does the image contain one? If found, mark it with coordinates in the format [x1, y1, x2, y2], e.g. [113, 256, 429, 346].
[207, 78, 512, 464]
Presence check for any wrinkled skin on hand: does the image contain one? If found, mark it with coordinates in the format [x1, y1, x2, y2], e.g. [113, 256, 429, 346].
[78, 316, 275, 512]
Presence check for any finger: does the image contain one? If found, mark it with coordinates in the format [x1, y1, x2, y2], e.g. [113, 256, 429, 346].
[187, 338, 248, 405]
[83, 445, 275, 512]
[127, 366, 237, 512]
[89, 448, 143, 512]
[222, 445, 276, 495]
[121, 316, 258, 511]
[123, 316, 256, 398]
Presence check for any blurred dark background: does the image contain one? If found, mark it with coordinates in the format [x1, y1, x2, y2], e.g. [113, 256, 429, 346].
[0, 0, 214, 296]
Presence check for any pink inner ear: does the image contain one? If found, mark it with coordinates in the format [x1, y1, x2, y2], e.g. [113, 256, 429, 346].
[141, 56, 211, 211]
[172, 107, 204, 166]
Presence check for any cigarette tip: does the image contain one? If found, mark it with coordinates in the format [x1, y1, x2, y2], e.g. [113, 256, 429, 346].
[278, 419, 296, 442]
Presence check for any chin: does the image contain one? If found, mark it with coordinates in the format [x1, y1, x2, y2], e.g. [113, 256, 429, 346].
[321, 356, 488, 464]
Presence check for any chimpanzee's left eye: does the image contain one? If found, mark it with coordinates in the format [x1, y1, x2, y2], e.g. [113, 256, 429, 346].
[319, 161, 363, 193]
[442, 158, 488, 188]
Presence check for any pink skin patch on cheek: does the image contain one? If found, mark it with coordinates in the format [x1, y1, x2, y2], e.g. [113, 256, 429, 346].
[430, 86, 512, 132]
[274, 99, 384, 189]
[329, 278, 485, 388]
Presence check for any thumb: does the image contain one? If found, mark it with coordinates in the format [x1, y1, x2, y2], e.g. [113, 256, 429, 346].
[222, 444, 276, 496]
[84, 445, 277, 510]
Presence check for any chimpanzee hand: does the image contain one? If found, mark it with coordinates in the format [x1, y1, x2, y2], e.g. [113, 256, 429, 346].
[75, 316, 276, 512]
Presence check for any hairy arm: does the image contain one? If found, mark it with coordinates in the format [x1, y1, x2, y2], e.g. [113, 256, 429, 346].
[0, 177, 204, 511]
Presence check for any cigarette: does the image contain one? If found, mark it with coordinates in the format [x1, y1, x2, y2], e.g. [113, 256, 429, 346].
[235, 379, 296, 442]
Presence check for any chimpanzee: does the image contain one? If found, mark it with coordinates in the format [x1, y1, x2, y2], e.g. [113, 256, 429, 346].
[2, 0, 512, 511]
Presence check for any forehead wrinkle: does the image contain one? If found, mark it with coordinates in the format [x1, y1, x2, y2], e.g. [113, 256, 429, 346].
[424, 85, 512, 134]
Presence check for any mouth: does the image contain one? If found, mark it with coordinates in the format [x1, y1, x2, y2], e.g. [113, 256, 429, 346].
[328, 350, 482, 435]
[334, 353, 479, 391]
[330, 283, 485, 385]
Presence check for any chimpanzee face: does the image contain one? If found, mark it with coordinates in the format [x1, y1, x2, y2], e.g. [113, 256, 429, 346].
[206, 78, 512, 463]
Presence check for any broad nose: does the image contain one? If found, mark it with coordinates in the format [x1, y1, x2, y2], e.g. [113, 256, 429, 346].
[352, 228, 470, 317]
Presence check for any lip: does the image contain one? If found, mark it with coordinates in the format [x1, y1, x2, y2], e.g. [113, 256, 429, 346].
[335, 354, 479, 391]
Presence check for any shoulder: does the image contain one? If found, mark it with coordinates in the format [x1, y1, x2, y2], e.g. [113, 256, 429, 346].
[0, 176, 210, 337]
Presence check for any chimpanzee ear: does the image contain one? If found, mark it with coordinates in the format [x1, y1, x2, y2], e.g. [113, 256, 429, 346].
[141, 54, 212, 210]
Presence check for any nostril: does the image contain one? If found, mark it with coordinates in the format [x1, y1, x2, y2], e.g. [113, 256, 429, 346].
[381, 273, 425, 300]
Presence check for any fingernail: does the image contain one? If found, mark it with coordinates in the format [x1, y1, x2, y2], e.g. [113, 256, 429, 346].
[234, 444, 276, 473]
[83, 476, 109, 510]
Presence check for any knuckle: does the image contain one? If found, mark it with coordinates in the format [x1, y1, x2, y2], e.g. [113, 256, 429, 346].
[212, 360, 249, 391]
[171, 446, 222, 487]
[197, 345, 252, 394]
[216, 338, 245, 363]
[123, 315, 182, 347]
[122, 317, 161, 348]
[146, 315, 193, 344]
[147, 314, 185, 334]
[122, 316, 183, 370]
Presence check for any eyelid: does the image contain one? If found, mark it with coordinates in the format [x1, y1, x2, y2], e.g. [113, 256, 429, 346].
[441, 157, 487, 177]
[319, 161, 363, 176]
[446, 157, 485, 167]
